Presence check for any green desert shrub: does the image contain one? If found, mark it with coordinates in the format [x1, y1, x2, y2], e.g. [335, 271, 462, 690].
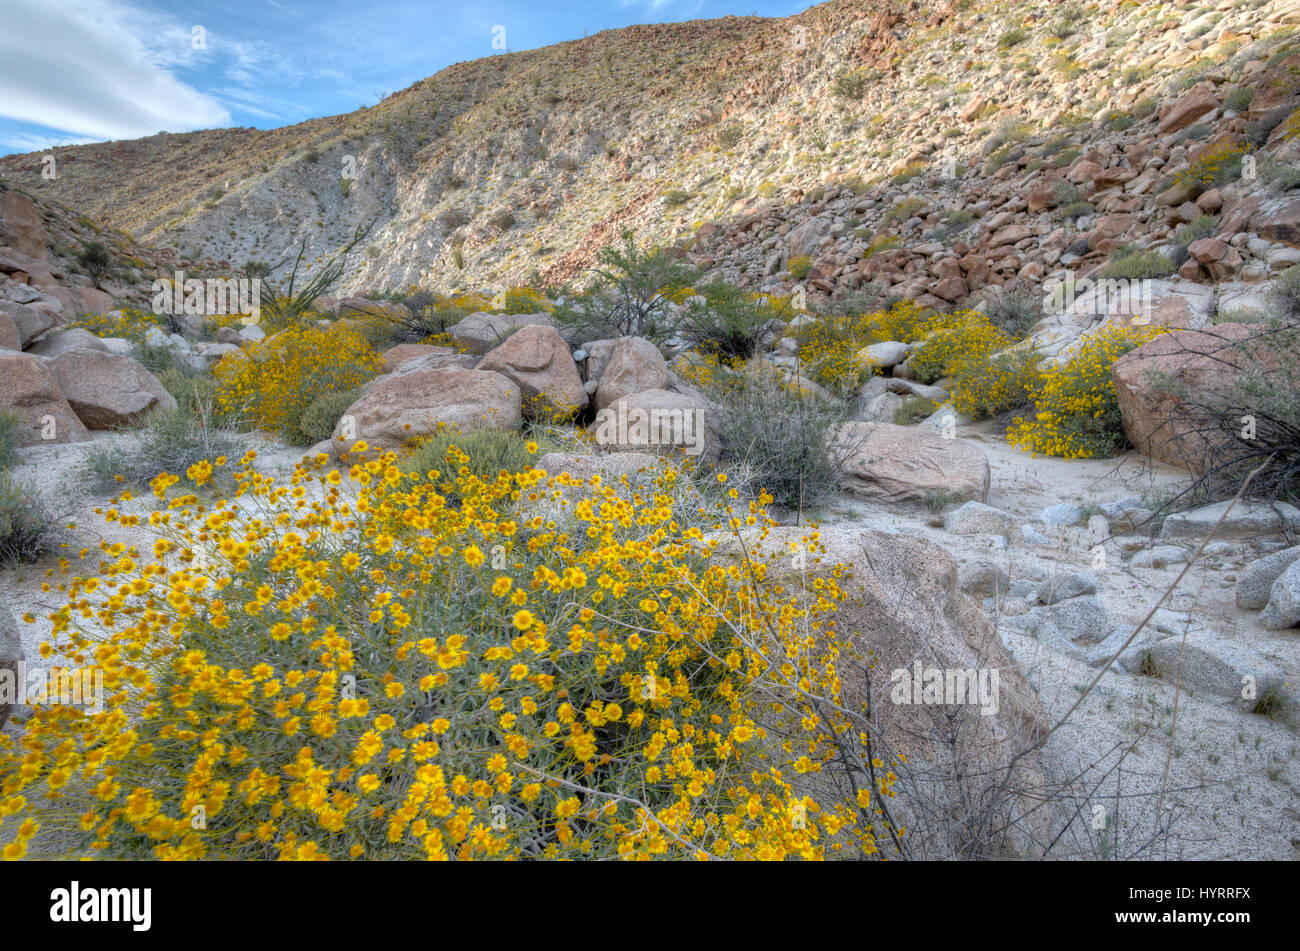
[1173, 214, 1219, 249]
[402, 428, 536, 501]
[983, 289, 1044, 339]
[550, 229, 698, 340]
[154, 368, 244, 430]
[0, 409, 19, 470]
[703, 362, 857, 511]
[1270, 264, 1300, 321]
[998, 27, 1029, 49]
[298, 388, 362, 445]
[1100, 244, 1176, 280]
[1258, 155, 1300, 190]
[83, 405, 244, 495]
[678, 282, 784, 361]
[716, 122, 744, 148]
[1060, 200, 1094, 221]
[832, 68, 871, 100]
[0, 472, 60, 563]
[1225, 85, 1256, 112]
[77, 241, 112, 287]
[882, 198, 925, 224]
[894, 395, 939, 425]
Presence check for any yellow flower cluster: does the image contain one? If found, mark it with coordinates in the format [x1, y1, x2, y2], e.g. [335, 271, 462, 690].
[66, 306, 163, 341]
[212, 325, 382, 438]
[501, 287, 551, 314]
[1007, 323, 1166, 459]
[906, 313, 1012, 385]
[796, 301, 939, 397]
[1281, 105, 1300, 142]
[1, 447, 900, 860]
[948, 346, 1044, 420]
[1174, 140, 1248, 190]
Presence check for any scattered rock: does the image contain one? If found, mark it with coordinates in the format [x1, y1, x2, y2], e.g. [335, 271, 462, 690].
[1037, 571, 1098, 605]
[478, 324, 587, 419]
[381, 343, 455, 372]
[1237, 546, 1300, 610]
[713, 525, 1050, 856]
[1110, 324, 1262, 471]
[592, 387, 718, 459]
[958, 560, 1010, 597]
[945, 500, 1018, 536]
[1159, 500, 1300, 543]
[0, 299, 54, 347]
[0, 311, 18, 351]
[1260, 560, 1300, 630]
[1036, 503, 1083, 528]
[25, 328, 108, 358]
[858, 340, 910, 369]
[858, 390, 905, 422]
[0, 191, 48, 258]
[1157, 86, 1219, 134]
[0, 350, 89, 445]
[1129, 545, 1191, 569]
[452, 312, 552, 355]
[593, 337, 670, 411]
[1012, 595, 1112, 647]
[331, 367, 522, 456]
[837, 422, 989, 503]
[1147, 631, 1280, 699]
[45, 350, 176, 429]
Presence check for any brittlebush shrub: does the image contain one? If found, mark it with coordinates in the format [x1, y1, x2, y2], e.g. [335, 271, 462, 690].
[796, 301, 952, 397]
[1007, 324, 1166, 458]
[949, 347, 1044, 419]
[403, 429, 537, 499]
[67, 306, 164, 343]
[213, 326, 383, 444]
[0, 450, 901, 860]
[907, 315, 1013, 385]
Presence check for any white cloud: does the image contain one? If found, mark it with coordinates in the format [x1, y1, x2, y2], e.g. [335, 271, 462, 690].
[0, 131, 99, 152]
[0, 0, 230, 141]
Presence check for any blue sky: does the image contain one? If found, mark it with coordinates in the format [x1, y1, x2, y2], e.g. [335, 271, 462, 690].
[0, 0, 811, 156]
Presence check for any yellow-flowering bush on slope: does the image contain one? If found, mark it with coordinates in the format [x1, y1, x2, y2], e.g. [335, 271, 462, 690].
[213, 326, 383, 444]
[1007, 323, 1166, 459]
[907, 314, 1013, 385]
[0, 448, 900, 860]
[948, 346, 1044, 420]
[796, 301, 952, 397]
[66, 306, 163, 342]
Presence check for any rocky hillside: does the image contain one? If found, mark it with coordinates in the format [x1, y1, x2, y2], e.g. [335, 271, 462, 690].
[3, 0, 1300, 864]
[1, 0, 1297, 308]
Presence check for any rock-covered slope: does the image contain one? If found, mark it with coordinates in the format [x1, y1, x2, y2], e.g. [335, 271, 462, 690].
[0, 0, 1297, 306]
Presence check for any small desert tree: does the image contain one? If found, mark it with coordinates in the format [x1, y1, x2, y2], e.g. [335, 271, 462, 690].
[551, 229, 698, 340]
[77, 241, 112, 288]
